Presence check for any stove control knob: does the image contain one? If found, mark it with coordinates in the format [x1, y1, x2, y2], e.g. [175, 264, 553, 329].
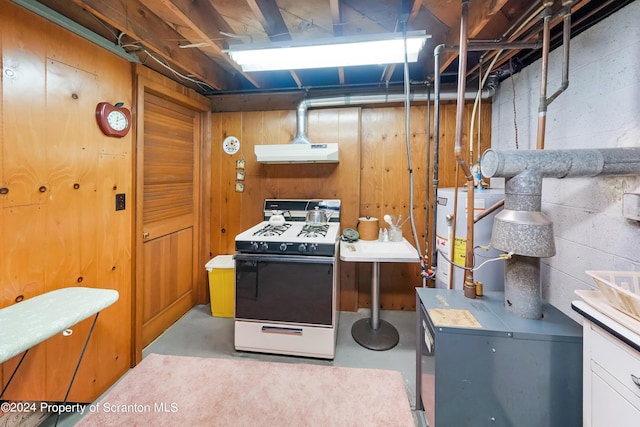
[251, 242, 259, 251]
[309, 244, 318, 253]
[260, 242, 269, 252]
[298, 243, 307, 253]
[279, 243, 288, 252]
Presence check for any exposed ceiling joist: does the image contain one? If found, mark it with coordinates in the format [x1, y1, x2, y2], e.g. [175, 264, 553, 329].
[380, 0, 424, 83]
[68, 0, 236, 91]
[248, 0, 292, 41]
[330, 0, 343, 36]
[27, 0, 632, 96]
[465, 0, 593, 81]
[439, 0, 510, 72]
[143, 0, 262, 88]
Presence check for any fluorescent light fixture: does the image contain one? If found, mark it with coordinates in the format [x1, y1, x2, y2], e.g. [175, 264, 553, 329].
[226, 31, 430, 72]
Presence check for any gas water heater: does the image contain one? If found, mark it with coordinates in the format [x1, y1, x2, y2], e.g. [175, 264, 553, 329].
[435, 187, 505, 291]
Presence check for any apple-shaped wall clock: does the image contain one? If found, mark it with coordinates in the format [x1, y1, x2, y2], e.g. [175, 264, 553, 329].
[96, 102, 131, 137]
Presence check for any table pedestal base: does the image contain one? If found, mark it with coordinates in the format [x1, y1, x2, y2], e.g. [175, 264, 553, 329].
[351, 318, 399, 351]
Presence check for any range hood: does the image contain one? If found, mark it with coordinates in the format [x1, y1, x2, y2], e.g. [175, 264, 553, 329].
[254, 88, 497, 165]
[254, 143, 339, 164]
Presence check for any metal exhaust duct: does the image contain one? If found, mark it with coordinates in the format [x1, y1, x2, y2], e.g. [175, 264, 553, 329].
[254, 89, 495, 164]
[482, 147, 640, 319]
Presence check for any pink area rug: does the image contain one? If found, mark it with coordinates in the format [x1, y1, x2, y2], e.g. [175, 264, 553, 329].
[77, 353, 414, 426]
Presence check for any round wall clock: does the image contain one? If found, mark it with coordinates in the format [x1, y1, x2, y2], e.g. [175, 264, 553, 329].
[96, 102, 131, 138]
[223, 136, 240, 155]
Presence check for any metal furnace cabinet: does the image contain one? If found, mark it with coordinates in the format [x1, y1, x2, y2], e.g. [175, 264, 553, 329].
[416, 288, 583, 427]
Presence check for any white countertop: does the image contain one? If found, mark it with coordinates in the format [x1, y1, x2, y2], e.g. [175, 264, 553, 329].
[340, 238, 420, 263]
[573, 297, 640, 348]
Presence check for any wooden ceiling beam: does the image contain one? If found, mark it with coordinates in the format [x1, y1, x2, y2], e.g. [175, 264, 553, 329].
[290, 71, 303, 88]
[439, 0, 510, 72]
[247, 0, 292, 41]
[380, 0, 423, 84]
[422, 0, 460, 28]
[329, 0, 343, 36]
[466, 0, 592, 81]
[245, 0, 303, 87]
[145, 0, 262, 88]
[68, 0, 236, 91]
[329, 0, 346, 83]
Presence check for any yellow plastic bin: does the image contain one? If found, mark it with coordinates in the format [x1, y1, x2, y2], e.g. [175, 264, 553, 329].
[205, 255, 235, 317]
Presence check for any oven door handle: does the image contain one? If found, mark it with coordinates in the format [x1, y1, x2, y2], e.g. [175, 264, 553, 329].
[261, 326, 303, 336]
[234, 253, 335, 264]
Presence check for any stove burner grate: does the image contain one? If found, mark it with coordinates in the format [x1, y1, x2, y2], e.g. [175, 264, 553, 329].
[253, 223, 292, 237]
[298, 224, 329, 238]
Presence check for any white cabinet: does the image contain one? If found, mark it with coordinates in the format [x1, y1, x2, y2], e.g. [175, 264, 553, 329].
[574, 301, 640, 427]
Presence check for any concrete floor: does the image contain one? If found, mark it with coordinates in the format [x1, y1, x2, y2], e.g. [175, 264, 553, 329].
[46, 305, 421, 426]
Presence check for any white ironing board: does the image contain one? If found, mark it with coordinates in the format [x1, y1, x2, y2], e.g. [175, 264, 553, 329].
[0, 287, 119, 363]
[0, 287, 118, 425]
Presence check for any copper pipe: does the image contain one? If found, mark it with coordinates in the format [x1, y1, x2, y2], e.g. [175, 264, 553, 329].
[425, 83, 432, 276]
[463, 181, 475, 298]
[536, 5, 553, 150]
[431, 43, 497, 273]
[465, 3, 547, 83]
[547, 7, 572, 105]
[454, 1, 473, 182]
[474, 199, 504, 223]
[453, 0, 476, 299]
[450, 163, 460, 290]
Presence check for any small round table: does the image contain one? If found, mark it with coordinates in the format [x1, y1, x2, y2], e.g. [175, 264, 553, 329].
[340, 239, 420, 351]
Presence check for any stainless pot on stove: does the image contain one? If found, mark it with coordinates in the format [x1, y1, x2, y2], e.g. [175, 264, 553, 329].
[306, 206, 333, 225]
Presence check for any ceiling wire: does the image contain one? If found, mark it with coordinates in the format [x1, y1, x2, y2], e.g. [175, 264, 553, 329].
[79, 5, 216, 93]
[120, 42, 216, 93]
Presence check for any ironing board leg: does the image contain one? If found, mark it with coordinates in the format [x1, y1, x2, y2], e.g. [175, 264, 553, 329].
[0, 350, 29, 399]
[55, 312, 100, 427]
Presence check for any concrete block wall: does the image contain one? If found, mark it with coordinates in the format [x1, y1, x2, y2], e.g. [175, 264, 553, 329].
[490, 1, 640, 322]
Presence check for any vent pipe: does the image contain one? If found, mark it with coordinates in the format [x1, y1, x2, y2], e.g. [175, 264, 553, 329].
[482, 147, 640, 318]
[291, 90, 495, 146]
[256, 88, 496, 164]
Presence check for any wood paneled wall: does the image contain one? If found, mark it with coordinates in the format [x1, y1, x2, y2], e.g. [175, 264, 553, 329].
[0, 2, 133, 402]
[210, 108, 362, 309]
[210, 101, 491, 311]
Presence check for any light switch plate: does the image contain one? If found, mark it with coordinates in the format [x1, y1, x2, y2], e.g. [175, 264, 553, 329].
[623, 192, 640, 221]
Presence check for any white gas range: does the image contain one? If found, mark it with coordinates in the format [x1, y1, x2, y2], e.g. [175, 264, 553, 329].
[233, 199, 341, 359]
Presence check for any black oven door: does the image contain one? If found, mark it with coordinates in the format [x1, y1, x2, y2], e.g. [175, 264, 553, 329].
[235, 253, 335, 326]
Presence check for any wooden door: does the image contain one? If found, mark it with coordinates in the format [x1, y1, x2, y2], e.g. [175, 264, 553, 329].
[135, 79, 208, 356]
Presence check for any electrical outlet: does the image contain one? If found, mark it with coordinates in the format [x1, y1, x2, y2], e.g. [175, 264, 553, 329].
[115, 193, 126, 211]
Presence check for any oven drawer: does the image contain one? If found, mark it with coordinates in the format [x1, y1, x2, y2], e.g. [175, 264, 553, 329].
[234, 320, 336, 359]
